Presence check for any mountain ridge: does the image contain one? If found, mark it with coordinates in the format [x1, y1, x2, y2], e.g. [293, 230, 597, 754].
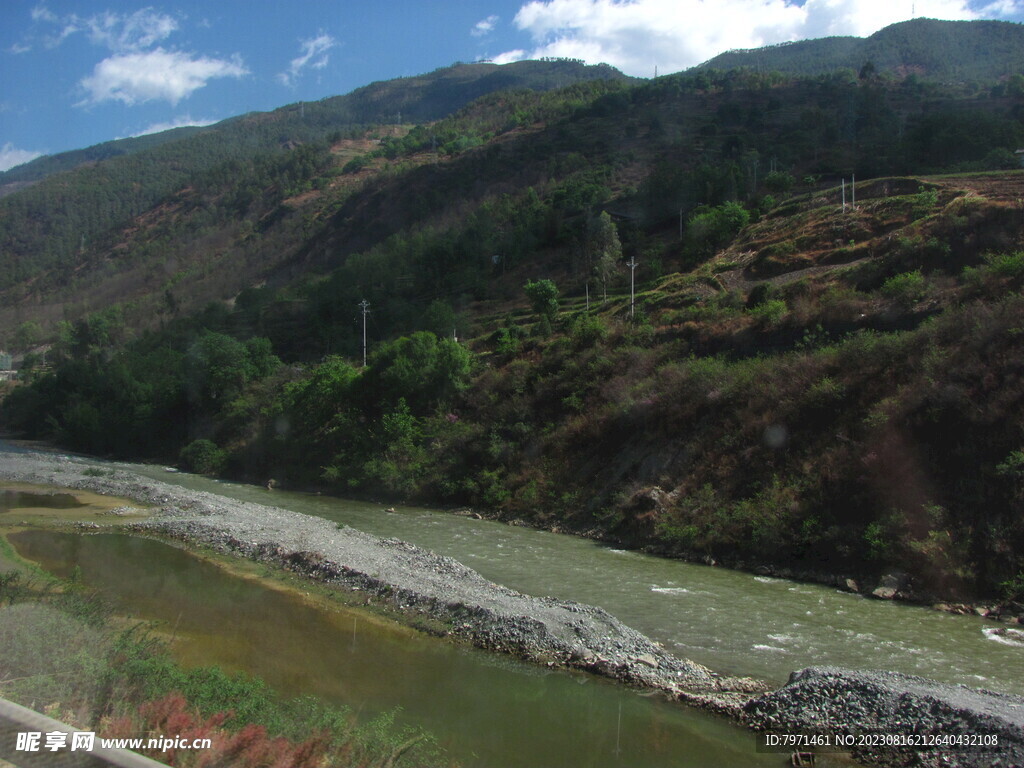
[0, 59, 633, 190]
[697, 18, 1024, 80]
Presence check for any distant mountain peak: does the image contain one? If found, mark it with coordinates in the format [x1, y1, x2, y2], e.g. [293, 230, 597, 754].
[694, 18, 1024, 81]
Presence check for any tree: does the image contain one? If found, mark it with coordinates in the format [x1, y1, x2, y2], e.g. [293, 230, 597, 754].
[685, 201, 750, 259]
[764, 171, 795, 195]
[184, 331, 278, 409]
[594, 254, 619, 301]
[13, 321, 42, 351]
[590, 212, 622, 299]
[423, 299, 458, 338]
[362, 331, 472, 415]
[524, 279, 560, 322]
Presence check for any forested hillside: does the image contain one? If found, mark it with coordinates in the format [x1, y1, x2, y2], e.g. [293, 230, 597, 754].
[699, 18, 1024, 81]
[0, 125, 207, 197]
[2, 21, 1024, 605]
[0, 59, 630, 302]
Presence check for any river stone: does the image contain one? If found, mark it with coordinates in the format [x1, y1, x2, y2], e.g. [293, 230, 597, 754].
[744, 666, 1024, 768]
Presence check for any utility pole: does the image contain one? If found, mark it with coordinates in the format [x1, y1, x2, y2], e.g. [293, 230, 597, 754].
[627, 256, 639, 318]
[842, 178, 846, 213]
[359, 299, 370, 367]
[852, 174, 856, 210]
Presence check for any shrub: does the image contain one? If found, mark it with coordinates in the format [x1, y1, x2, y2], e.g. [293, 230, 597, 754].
[911, 185, 939, 218]
[805, 376, 845, 407]
[749, 298, 787, 325]
[179, 439, 227, 475]
[524, 279, 560, 321]
[985, 251, 1024, 279]
[863, 521, 893, 561]
[569, 314, 608, 349]
[746, 283, 774, 309]
[764, 170, 795, 194]
[685, 201, 751, 259]
[881, 270, 926, 307]
[1001, 572, 1024, 601]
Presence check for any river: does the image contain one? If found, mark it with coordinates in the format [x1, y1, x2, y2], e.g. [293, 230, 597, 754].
[126, 466, 1024, 695]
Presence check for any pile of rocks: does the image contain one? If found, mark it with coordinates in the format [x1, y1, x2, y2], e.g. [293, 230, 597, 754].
[744, 666, 1024, 768]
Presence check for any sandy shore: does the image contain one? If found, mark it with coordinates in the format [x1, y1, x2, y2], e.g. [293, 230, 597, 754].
[2, 441, 1022, 767]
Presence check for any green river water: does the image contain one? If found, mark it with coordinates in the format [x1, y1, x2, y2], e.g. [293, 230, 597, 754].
[128, 467, 1024, 694]
[4, 463, 1023, 766]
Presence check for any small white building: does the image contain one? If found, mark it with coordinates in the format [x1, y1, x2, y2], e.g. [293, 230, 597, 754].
[0, 351, 15, 381]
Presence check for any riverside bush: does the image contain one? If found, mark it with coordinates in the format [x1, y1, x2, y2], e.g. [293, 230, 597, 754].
[179, 439, 227, 475]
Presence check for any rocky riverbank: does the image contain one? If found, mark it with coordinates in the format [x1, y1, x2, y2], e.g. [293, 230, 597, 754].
[2, 442, 1023, 767]
[744, 666, 1024, 767]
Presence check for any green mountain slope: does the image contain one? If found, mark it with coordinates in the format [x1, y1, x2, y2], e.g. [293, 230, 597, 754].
[0, 125, 207, 196]
[0, 59, 631, 297]
[697, 18, 1024, 81]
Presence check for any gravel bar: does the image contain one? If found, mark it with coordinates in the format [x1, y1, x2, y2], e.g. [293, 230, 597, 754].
[3, 443, 1022, 766]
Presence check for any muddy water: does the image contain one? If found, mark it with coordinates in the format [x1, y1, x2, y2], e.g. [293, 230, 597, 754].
[0, 489, 85, 512]
[7, 529, 799, 768]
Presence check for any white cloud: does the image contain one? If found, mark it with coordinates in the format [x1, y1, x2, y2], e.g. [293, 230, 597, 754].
[32, 6, 179, 52]
[493, 48, 528, 64]
[79, 48, 248, 106]
[500, 0, 1019, 76]
[472, 15, 500, 36]
[30, 5, 58, 24]
[0, 143, 44, 173]
[84, 8, 180, 52]
[128, 115, 218, 137]
[278, 33, 337, 86]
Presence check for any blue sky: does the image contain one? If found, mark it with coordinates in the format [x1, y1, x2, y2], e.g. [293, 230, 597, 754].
[3, 0, 1023, 171]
